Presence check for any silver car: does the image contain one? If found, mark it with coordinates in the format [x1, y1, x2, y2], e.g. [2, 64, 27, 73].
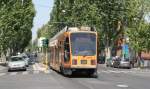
[8, 56, 26, 71]
[119, 58, 131, 69]
[106, 57, 116, 67]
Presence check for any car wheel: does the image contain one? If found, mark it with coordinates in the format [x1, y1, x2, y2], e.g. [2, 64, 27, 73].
[24, 68, 27, 71]
[128, 67, 131, 69]
[127, 66, 131, 69]
[88, 69, 98, 78]
[8, 69, 11, 72]
[106, 64, 109, 67]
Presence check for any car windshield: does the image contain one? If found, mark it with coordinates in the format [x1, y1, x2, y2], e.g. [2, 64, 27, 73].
[10, 57, 23, 62]
[22, 56, 27, 58]
[70, 33, 96, 56]
[122, 58, 129, 61]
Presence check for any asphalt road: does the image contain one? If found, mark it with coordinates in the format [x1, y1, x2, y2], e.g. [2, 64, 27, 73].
[0, 63, 150, 89]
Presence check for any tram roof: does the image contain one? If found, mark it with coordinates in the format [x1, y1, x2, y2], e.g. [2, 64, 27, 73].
[49, 26, 96, 46]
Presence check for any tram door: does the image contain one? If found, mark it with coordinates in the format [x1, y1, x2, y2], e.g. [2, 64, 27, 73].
[64, 37, 70, 63]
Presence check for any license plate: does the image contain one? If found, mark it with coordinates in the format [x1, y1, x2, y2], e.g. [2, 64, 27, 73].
[81, 60, 87, 64]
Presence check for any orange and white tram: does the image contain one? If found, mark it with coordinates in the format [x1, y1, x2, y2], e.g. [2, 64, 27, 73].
[49, 26, 98, 77]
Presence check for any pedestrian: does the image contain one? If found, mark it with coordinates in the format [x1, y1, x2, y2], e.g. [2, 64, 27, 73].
[136, 55, 141, 68]
[140, 57, 144, 68]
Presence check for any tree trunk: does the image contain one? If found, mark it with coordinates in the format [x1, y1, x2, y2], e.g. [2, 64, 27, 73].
[105, 47, 111, 64]
[137, 51, 142, 68]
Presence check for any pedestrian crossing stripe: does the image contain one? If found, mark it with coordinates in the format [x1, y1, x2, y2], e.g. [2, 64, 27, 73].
[22, 71, 28, 75]
[44, 70, 51, 74]
[10, 72, 17, 75]
[33, 70, 40, 74]
[0, 70, 51, 77]
[0, 73, 6, 76]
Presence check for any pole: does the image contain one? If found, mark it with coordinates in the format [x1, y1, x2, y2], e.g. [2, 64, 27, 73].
[45, 47, 48, 70]
[42, 47, 43, 63]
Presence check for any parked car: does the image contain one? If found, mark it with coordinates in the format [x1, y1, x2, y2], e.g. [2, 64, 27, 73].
[112, 56, 121, 68]
[98, 55, 105, 64]
[119, 58, 131, 69]
[19, 53, 30, 67]
[106, 57, 114, 67]
[112, 57, 131, 69]
[8, 56, 26, 71]
[106, 56, 120, 67]
[28, 54, 36, 65]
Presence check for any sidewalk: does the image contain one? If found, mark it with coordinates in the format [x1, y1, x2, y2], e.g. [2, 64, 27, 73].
[0, 64, 6, 71]
[98, 64, 150, 71]
[131, 67, 150, 72]
[33, 63, 48, 71]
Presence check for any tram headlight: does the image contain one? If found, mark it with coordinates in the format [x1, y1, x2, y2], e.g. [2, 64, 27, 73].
[91, 60, 96, 65]
[72, 59, 77, 65]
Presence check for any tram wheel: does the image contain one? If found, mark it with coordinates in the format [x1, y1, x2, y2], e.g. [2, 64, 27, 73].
[88, 69, 98, 78]
[61, 66, 72, 76]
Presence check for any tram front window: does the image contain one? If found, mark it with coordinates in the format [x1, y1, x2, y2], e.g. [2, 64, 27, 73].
[70, 33, 96, 56]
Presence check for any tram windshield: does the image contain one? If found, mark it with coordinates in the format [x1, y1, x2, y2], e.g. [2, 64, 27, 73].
[70, 33, 96, 56]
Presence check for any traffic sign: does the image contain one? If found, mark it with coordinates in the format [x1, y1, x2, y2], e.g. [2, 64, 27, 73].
[122, 44, 129, 58]
[42, 39, 49, 47]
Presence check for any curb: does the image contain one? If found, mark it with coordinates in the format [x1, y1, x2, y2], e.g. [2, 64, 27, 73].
[131, 67, 150, 72]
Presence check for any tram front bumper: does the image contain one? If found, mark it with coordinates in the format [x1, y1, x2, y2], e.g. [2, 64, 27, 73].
[71, 65, 97, 69]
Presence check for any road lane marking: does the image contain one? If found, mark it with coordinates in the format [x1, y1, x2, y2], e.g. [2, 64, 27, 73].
[33, 71, 39, 74]
[44, 70, 50, 74]
[0, 73, 6, 76]
[98, 71, 101, 74]
[33, 65, 37, 71]
[114, 71, 122, 73]
[99, 70, 136, 74]
[117, 84, 128, 88]
[108, 70, 118, 73]
[100, 70, 110, 73]
[10, 72, 17, 75]
[22, 71, 28, 75]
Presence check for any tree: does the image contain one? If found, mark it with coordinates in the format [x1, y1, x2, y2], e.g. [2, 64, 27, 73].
[37, 0, 150, 60]
[126, 0, 150, 56]
[0, 0, 35, 56]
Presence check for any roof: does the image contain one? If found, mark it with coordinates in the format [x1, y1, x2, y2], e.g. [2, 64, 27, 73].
[49, 26, 97, 47]
[50, 26, 96, 41]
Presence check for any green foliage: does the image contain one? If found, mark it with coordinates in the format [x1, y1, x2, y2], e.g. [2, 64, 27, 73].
[37, 0, 150, 53]
[125, 0, 150, 53]
[127, 22, 150, 52]
[0, 0, 35, 55]
[38, 0, 130, 49]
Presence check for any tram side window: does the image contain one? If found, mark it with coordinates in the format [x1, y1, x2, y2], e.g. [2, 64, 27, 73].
[64, 37, 70, 62]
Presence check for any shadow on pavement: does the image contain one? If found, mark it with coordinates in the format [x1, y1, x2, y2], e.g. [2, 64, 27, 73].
[8, 69, 26, 72]
[51, 68, 97, 78]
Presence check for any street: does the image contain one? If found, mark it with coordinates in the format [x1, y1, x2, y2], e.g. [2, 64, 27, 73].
[1, 0, 150, 89]
[0, 63, 150, 89]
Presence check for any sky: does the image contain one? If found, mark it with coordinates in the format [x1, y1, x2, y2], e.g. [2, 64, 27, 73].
[145, 13, 150, 23]
[32, 0, 54, 41]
